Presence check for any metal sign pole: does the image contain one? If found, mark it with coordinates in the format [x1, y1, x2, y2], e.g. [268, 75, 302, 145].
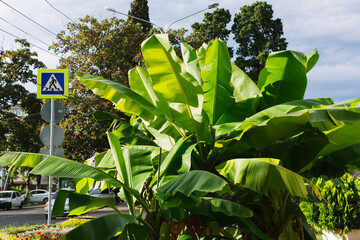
[47, 99, 55, 224]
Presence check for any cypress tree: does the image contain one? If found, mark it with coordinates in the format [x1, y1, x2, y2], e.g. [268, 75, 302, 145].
[128, 0, 151, 32]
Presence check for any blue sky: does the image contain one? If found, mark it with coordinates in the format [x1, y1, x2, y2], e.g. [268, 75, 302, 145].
[0, 0, 359, 104]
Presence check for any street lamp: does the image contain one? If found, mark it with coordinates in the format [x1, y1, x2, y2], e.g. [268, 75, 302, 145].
[105, 3, 219, 33]
[166, 3, 219, 31]
[105, 7, 161, 29]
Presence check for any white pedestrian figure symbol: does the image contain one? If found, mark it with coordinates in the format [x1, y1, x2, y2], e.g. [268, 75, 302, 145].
[45, 76, 60, 91]
[42, 74, 63, 92]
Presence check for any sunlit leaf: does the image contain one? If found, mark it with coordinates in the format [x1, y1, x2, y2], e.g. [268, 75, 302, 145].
[216, 158, 308, 197]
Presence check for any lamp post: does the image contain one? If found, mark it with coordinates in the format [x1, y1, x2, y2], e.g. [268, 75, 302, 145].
[166, 3, 219, 32]
[105, 7, 161, 29]
[105, 3, 219, 33]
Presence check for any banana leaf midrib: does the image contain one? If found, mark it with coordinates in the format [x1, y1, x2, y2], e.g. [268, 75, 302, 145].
[156, 40, 200, 143]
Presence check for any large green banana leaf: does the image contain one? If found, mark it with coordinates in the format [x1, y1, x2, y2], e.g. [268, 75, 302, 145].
[199, 39, 233, 125]
[73, 178, 95, 194]
[50, 190, 117, 217]
[157, 171, 230, 217]
[322, 143, 360, 168]
[92, 150, 115, 169]
[0, 151, 43, 168]
[61, 214, 136, 240]
[157, 170, 228, 199]
[191, 197, 253, 220]
[146, 115, 184, 150]
[91, 146, 160, 181]
[216, 158, 308, 198]
[307, 144, 360, 177]
[68, 192, 118, 216]
[151, 137, 196, 187]
[211, 99, 334, 165]
[214, 98, 333, 139]
[128, 66, 158, 106]
[30, 155, 145, 203]
[308, 107, 360, 155]
[121, 146, 158, 192]
[31, 154, 153, 216]
[76, 73, 158, 122]
[31, 156, 122, 187]
[333, 97, 360, 107]
[305, 49, 320, 73]
[244, 110, 309, 149]
[128, 66, 172, 120]
[215, 63, 261, 124]
[181, 42, 202, 85]
[258, 50, 319, 106]
[107, 132, 135, 215]
[211, 110, 309, 163]
[141, 34, 211, 143]
[118, 223, 149, 240]
[210, 62, 263, 125]
[230, 63, 262, 103]
[267, 126, 329, 173]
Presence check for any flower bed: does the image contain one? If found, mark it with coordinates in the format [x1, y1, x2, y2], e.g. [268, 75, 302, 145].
[14, 224, 72, 239]
[0, 219, 91, 240]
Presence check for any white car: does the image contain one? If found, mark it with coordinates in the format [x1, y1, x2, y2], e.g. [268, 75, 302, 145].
[44, 190, 72, 219]
[0, 191, 25, 210]
[88, 188, 122, 204]
[28, 189, 49, 203]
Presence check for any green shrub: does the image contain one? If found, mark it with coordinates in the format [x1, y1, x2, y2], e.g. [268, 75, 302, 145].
[300, 173, 360, 234]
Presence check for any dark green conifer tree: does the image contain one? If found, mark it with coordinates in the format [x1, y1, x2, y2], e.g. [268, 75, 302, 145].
[232, 1, 287, 82]
[128, 0, 151, 32]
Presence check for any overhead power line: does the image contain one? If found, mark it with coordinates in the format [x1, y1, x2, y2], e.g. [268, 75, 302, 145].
[0, 16, 51, 47]
[0, 0, 57, 37]
[0, 28, 60, 58]
[44, 0, 76, 24]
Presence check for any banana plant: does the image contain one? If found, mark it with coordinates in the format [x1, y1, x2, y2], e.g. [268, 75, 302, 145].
[1, 34, 360, 239]
[75, 35, 360, 239]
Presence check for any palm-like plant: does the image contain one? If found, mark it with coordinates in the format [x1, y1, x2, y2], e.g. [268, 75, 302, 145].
[2, 34, 360, 239]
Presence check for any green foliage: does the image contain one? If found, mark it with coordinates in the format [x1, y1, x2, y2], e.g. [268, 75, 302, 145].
[232, 1, 288, 81]
[2, 34, 360, 240]
[258, 49, 319, 106]
[192, 8, 231, 41]
[0, 39, 45, 153]
[191, 8, 232, 56]
[51, 16, 149, 161]
[128, 0, 151, 32]
[0, 39, 45, 194]
[51, 16, 211, 162]
[300, 173, 360, 234]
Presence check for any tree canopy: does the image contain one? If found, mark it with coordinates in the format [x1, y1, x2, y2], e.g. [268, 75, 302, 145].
[128, 0, 152, 32]
[232, 1, 288, 81]
[50, 16, 150, 161]
[191, 8, 231, 42]
[0, 39, 45, 153]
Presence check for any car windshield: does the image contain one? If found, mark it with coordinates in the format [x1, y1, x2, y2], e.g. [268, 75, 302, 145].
[0, 192, 11, 198]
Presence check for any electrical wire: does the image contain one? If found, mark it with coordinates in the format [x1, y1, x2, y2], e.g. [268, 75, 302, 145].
[0, 28, 60, 58]
[0, 0, 57, 37]
[44, 0, 76, 24]
[0, 16, 51, 47]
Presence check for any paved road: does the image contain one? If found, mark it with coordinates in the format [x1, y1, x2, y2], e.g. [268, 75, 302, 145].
[0, 203, 129, 229]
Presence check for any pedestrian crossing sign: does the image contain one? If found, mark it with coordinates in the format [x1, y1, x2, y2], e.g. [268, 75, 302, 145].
[37, 69, 68, 99]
